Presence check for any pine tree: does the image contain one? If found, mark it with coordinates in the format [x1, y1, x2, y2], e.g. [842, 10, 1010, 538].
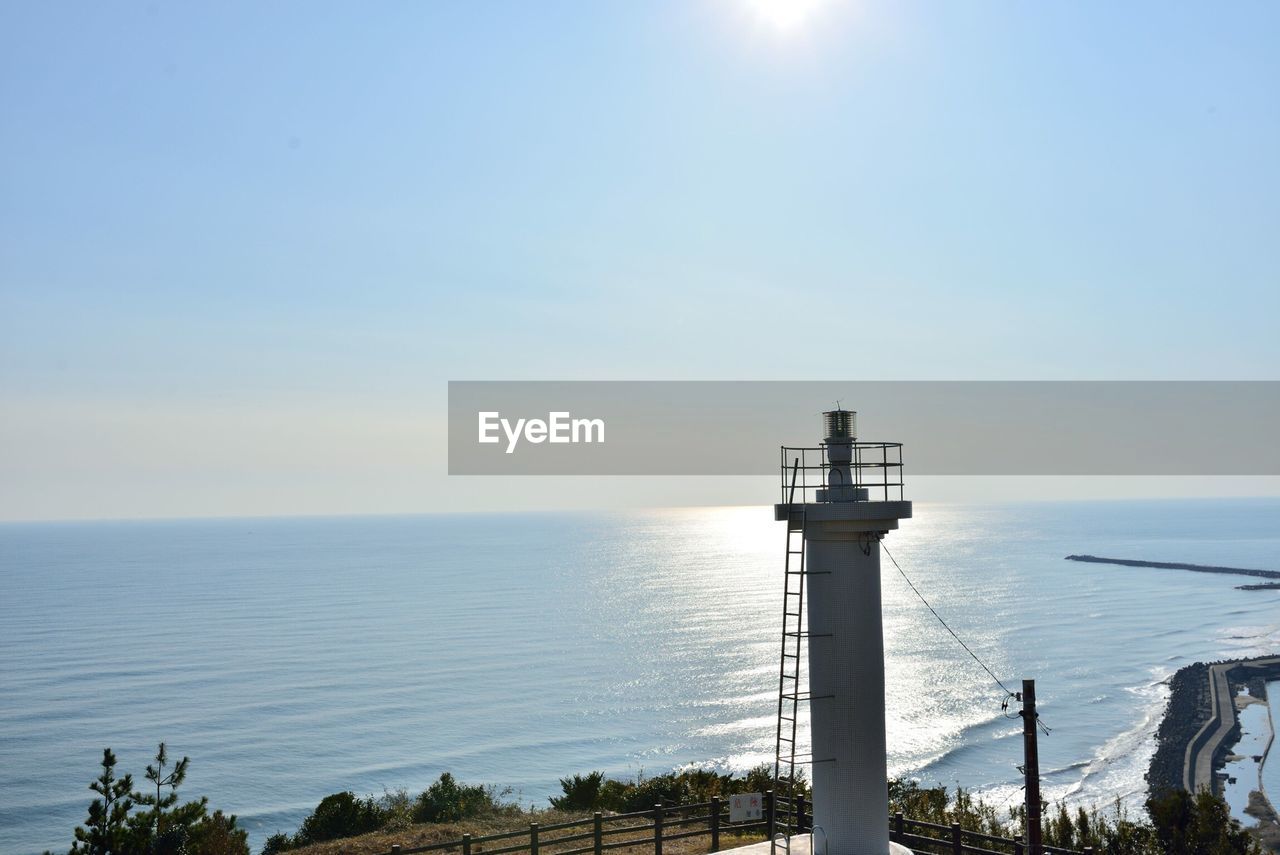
[70, 749, 135, 855]
[133, 743, 190, 838]
[127, 742, 213, 854]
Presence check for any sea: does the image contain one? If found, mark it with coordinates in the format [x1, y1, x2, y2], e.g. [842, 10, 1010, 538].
[2, 499, 1278, 855]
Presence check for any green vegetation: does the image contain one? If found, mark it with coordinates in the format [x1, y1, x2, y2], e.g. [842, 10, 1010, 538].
[269, 769, 1262, 855]
[262, 774, 517, 854]
[295, 792, 385, 845]
[548, 765, 782, 813]
[54, 749, 1265, 855]
[67, 749, 135, 855]
[415, 773, 514, 824]
[263, 766, 782, 854]
[58, 744, 249, 855]
[133, 743, 190, 842]
[888, 779, 1264, 855]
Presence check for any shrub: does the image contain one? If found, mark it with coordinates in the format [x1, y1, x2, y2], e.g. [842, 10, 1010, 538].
[621, 772, 689, 812]
[295, 792, 386, 845]
[379, 789, 416, 831]
[549, 772, 607, 811]
[187, 811, 250, 855]
[413, 773, 505, 824]
[549, 765, 804, 815]
[260, 832, 294, 855]
[735, 764, 776, 796]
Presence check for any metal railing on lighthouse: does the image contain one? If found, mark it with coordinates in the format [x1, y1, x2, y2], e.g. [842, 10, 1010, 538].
[776, 442, 905, 506]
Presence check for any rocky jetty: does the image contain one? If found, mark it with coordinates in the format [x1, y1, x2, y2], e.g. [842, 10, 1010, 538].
[1148, 662, 1213, 793]
[1065, 554, 1280, 581]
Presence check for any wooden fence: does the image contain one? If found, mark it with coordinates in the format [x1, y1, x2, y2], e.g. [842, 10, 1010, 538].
[891, 812, 1092, 854]
[381, 793, 1091, 855]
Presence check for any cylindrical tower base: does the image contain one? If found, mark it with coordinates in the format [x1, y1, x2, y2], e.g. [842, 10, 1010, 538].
[777, 500, 911, 855]
[807, 524, 887, 855]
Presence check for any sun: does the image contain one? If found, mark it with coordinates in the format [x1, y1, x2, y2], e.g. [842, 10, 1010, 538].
[745, 0, 831, 33]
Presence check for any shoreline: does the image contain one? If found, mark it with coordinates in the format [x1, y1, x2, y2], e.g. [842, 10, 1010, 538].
[1148, 655, 1280, 848]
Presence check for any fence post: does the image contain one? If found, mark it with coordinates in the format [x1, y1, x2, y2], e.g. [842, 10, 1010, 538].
[710, 796, 721, 853]
[593, 812, 603, 855]
[463, 834, 472, 855]
[950, 823, 962, 855]
[765, 790, 775, 842]
[530, 823, 539, 855]
[1014, 834, 1023, 855]
[893, 812, 903, 840]
[796, 795, 807, 833]
[654, 804, 664, 855]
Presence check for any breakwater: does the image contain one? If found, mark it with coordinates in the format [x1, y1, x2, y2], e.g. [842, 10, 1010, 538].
[1065, 554, 1280, 581]
[1148, 657, 1280, 796]
[1148, 663, 1213, 793]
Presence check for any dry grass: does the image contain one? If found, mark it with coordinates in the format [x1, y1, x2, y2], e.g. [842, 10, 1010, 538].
[287, 809, 767, 855]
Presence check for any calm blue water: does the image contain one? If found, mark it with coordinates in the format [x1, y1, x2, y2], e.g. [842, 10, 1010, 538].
[2, 500, 1278, 854]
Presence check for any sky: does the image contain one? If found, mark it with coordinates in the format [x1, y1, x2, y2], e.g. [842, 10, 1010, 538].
[1, 1, 1278, 521]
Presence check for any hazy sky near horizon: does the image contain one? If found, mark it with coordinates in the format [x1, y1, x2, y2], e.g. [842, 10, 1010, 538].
[2, 2, 1278, 521]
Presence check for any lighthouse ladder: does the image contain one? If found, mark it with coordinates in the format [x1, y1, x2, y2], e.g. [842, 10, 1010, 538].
[773, 457, 829, 852]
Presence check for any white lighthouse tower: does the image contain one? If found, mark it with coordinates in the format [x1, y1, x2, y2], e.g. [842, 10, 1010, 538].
[773, 410, 911, 855]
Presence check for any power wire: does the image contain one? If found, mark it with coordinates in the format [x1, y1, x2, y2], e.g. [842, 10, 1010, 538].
[880, 538, 1053, 808]
[880, 541, 1018, 699]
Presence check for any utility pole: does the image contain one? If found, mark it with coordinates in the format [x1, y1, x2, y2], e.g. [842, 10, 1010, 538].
[1020, 679, 1042, 855]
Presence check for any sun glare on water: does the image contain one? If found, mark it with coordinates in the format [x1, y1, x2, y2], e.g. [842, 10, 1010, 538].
[745, 0, 832, 33]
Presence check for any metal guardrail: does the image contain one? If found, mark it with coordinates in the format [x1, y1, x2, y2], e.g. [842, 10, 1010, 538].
[778, 444, 905, 505]
[379, 793, 1088, 855]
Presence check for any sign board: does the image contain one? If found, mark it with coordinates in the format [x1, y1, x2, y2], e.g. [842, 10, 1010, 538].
[729, 793, 763, 823]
